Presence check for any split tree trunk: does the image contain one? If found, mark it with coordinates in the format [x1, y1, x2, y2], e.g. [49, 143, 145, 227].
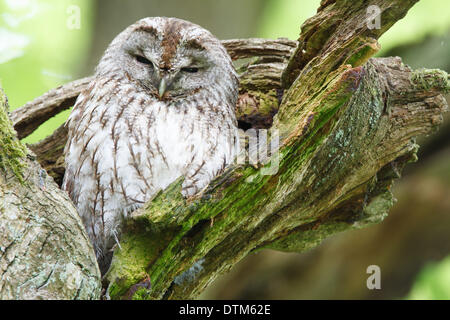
[0, 89, 101, 299]
[0, 0, 448, 299]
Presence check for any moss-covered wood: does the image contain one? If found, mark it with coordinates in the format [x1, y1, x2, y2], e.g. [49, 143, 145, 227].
[0, 89, 27, 182]
[1, 0, 449, 300]
[104, 57, 448, 300]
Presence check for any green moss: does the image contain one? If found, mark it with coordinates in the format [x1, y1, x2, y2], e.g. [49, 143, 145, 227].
[411, 68, 450, 93]
[141, 178, 186, 226]
[344, 38, 380, 67]
[265, 222, 350, 252]
[107, 229, 171, 299]
[0, 89, 27, 183]
[142, 165, 276, 297]
[131, 287, 152, 300]
[235, 90, 279, 118]
[254, 90, 279, 116]
[355, 190, 393, 227]
[107, 61, 396, 299]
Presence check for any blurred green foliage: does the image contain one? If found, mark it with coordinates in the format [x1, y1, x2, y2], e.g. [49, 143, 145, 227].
[406, 256, 450, 300]
[0, 0, 93, 143]
[258, 0, 321, 40]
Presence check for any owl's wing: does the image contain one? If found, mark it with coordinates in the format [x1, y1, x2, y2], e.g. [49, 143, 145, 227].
[61, 88, 91, 204]
[181, 119, 237, 197]
[61, 166, 76, 202]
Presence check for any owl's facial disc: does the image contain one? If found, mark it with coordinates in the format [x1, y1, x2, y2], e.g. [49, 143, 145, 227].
[109, 19, 235, 103]
[134, 54, 154, 67]
[124, 43, 209, 100]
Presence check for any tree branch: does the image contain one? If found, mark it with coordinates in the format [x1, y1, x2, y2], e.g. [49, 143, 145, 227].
[11, 77, 93, 140]
[2, 0, 448, 301]
[0, 89, 101, 299]
[101, 0, 448, 299]
[281, 0, 419, 87]
[104, 56, 448, 299]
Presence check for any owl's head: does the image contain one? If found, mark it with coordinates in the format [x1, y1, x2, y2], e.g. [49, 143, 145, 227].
[96, 17, 238, 102]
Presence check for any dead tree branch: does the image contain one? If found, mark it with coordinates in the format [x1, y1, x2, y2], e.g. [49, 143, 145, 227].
[1, 0, 448, 300]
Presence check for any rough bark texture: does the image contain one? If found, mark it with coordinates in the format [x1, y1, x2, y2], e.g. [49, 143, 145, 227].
[103, 56, 447, 300]
[201, 143, 450, 299]
[0, 0, 449, 300]
[0, 90, 101, 300]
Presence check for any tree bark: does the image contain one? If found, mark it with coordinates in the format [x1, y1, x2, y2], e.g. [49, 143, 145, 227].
[0, 90, 101, 300]
[0, 0, 448, 300]
[200, 138, 450, 300]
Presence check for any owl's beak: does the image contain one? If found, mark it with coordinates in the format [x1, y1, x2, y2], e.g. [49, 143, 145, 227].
[158, 77, 167, 98]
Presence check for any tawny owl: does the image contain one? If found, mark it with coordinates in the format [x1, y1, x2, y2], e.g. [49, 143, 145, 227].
[62, 17, 239, 274]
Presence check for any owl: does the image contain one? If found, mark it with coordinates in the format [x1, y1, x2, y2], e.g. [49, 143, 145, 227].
[62, 17, 239, 274]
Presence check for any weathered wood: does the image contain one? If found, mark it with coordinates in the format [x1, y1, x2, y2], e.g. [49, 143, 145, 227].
[1, 0, 448, 301]
[222, 38, 296, 61]
[281, 0, 419, 88]
[0, 90, 101, 300]
[104, 57, 448, 299]
[11, 77, 93, 140]
[28, 124, 68, 186]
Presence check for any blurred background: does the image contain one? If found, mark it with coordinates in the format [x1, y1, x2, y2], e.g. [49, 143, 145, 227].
[0, 0, 449, 299]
